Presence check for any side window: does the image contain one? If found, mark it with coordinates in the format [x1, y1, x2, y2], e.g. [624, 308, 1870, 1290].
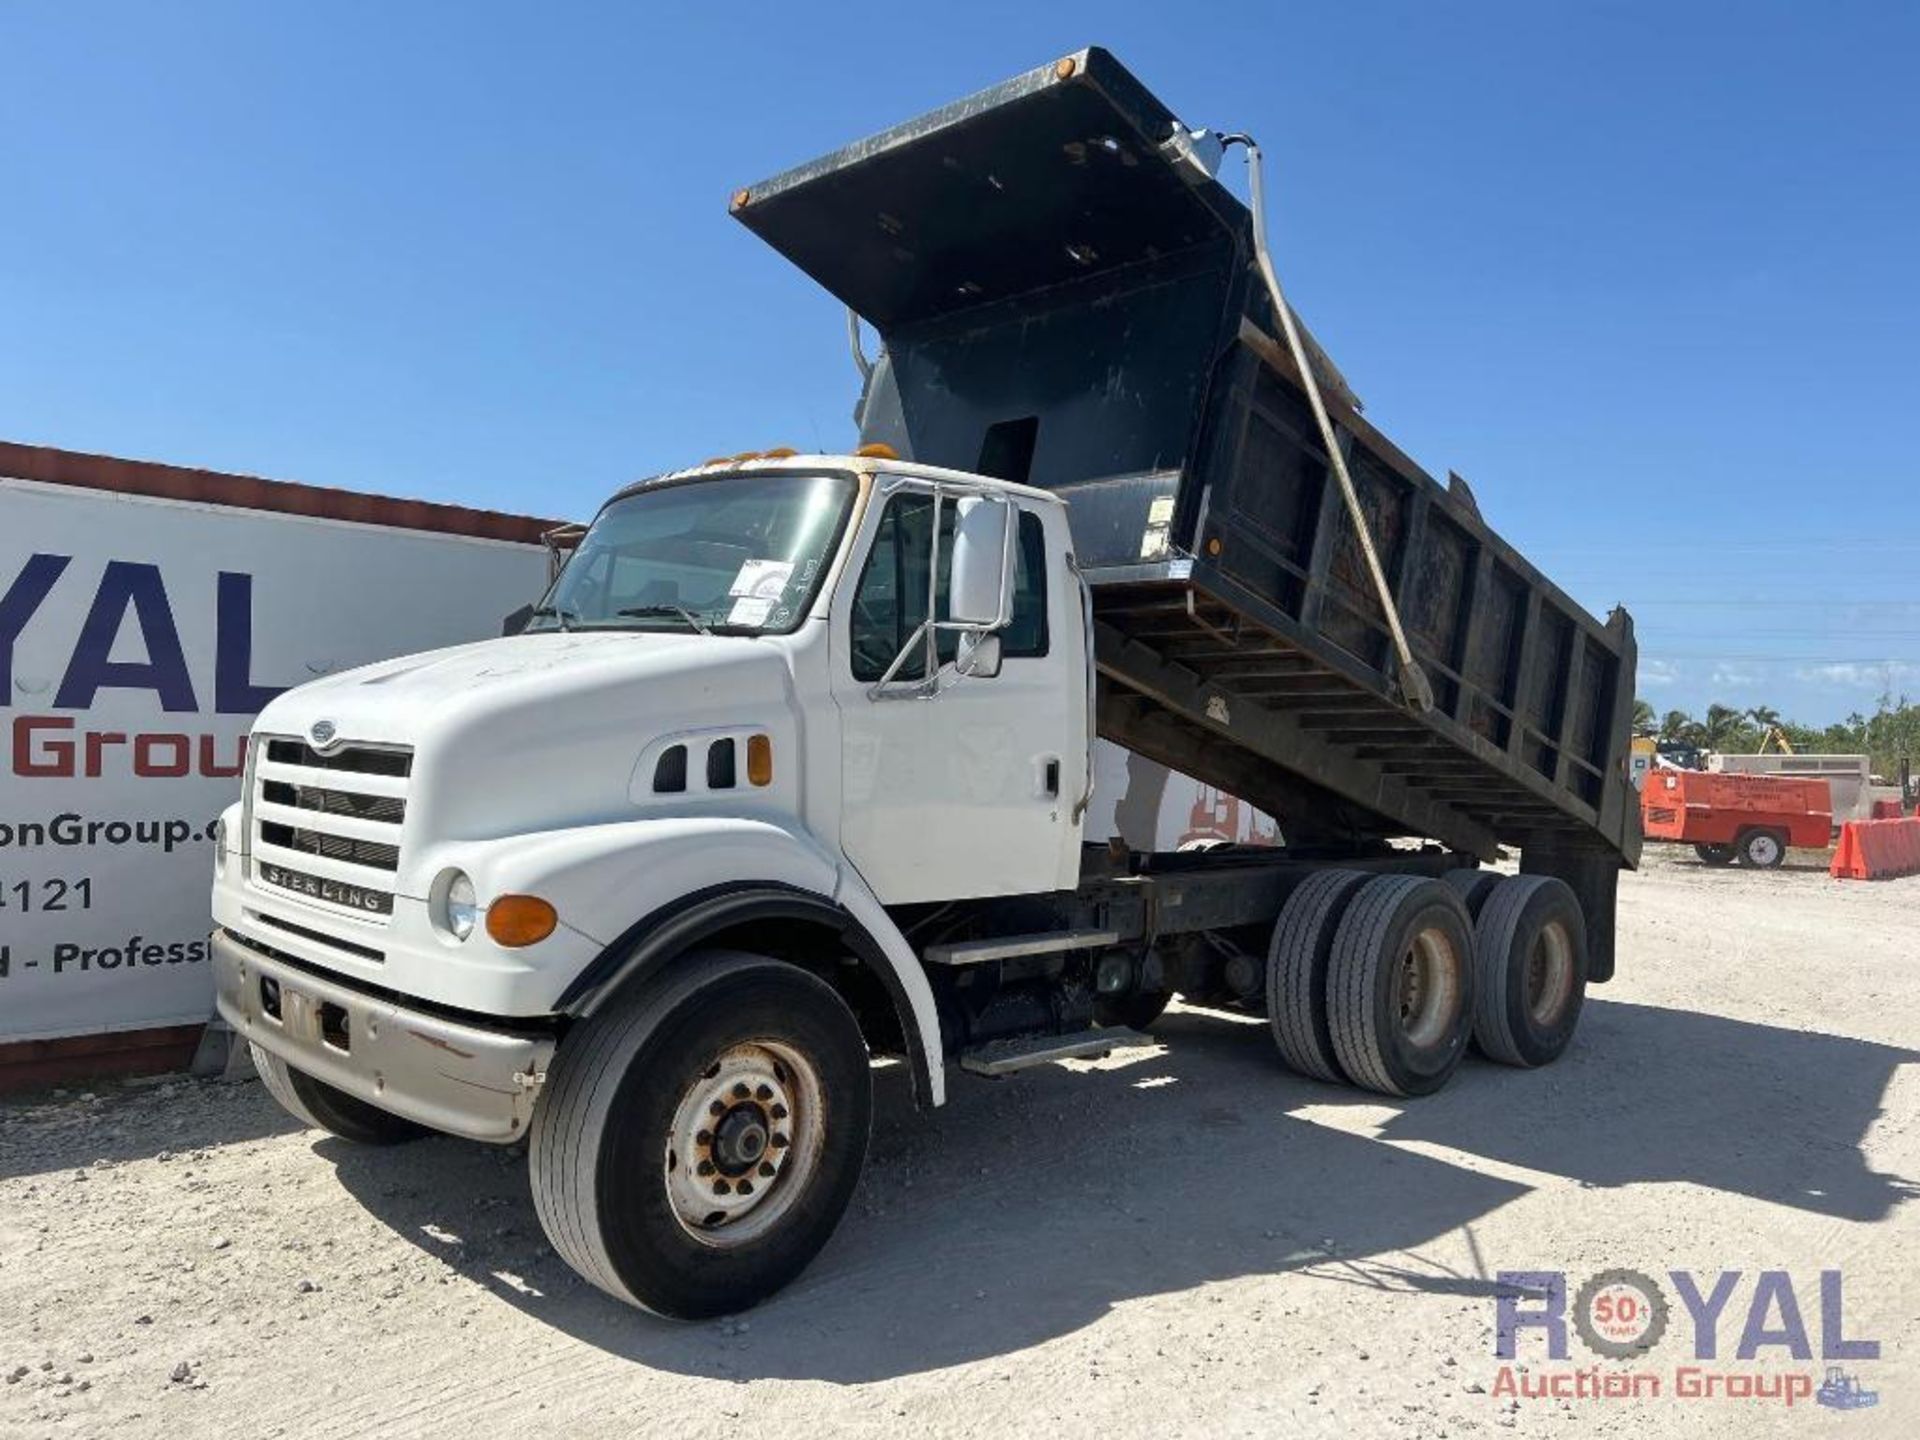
[1003, 511, 1049, 659]
[849, 496, 1049, 682]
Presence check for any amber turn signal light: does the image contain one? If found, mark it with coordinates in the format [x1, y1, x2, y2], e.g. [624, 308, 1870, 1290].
[486, 894, 558, 948]
[747, 734, 774, 787]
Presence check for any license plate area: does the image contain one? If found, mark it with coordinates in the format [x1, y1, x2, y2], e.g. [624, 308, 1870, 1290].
[319, 1002, 351, 1052]
[257, 972, 353, 1053]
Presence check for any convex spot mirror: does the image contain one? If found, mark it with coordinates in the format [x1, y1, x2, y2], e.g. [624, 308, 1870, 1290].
[957, 632, 1002, 679]
[949, 496, 1014, 629]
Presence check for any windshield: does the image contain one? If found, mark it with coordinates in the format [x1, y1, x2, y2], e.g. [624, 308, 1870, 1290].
[531, 471, 855, 634]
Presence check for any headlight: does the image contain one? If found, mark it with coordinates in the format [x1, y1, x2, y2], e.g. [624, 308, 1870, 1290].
[439, 869, 479, 942]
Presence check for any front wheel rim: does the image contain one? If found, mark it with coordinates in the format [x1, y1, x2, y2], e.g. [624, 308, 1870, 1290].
[664, 1040, 825, 1248]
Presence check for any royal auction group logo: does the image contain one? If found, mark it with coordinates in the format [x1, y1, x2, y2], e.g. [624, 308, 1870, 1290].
[1493, 1269, 1881, 1411]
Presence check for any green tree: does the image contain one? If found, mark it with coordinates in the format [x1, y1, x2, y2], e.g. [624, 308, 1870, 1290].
[1631, 698, 1656, 735]
[1660, 709, 1697, 743]
[1703, 702, 1753, 752]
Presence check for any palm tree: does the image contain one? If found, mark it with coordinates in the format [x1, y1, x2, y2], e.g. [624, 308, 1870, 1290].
[1631, 698, 1656, 735]
[1703, 703, 1749, 752]
[1660, 709, 1696, 742]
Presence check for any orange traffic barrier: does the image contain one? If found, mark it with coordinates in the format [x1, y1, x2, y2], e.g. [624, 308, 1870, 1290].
[1832, 818, 1920, 880]
[1831, 824, 1864, 879]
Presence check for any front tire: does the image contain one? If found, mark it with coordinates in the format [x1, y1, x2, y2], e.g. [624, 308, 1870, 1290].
[252, 1044, 427, 1145]
[530, 950, 872, 1319]
[1325, 876, 1476, 1097]
[1694, 842, 1737, 867]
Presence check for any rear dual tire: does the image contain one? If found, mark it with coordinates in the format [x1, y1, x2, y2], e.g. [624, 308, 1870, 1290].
[1323, 876, 1478, 1097]
[1269, 868, 1589, 1090]
[1269, 870, 1479, 1096]
[1468, 875, 1588, 1068]
[1267, 869, 1372, 1083]
[1442, 867, 1502, 920]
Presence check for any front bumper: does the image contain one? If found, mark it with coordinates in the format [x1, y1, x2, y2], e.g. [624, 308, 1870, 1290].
[213, 930, 555, 1143]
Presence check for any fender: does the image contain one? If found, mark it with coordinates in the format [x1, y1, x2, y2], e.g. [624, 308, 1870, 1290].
[557, 879, 943, 1108]
[411, 815, 946, 1105]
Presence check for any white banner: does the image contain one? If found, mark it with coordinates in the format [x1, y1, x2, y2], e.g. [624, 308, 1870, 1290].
[0, 477, 550, 1042]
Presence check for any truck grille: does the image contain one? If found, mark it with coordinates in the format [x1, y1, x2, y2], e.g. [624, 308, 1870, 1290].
[250, 735, 412, 925]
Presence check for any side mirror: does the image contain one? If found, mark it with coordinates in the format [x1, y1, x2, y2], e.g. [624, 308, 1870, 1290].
[957, 632, 1002, 679]
[949, 496, 1013, 628]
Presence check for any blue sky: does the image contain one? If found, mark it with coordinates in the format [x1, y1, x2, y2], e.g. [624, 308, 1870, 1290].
[3, 2, 1915, 724]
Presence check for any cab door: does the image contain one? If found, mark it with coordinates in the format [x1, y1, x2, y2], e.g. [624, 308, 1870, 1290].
[828, 483, 1083, 904]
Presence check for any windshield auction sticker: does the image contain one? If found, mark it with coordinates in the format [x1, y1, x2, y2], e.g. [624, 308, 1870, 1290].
[728, 558, 794, 600]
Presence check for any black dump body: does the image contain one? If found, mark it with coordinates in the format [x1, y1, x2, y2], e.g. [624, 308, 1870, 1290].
[734, 47, 1640, 971]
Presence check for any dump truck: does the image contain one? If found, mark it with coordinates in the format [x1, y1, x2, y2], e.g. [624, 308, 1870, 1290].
[209, 48, 1640, 1318]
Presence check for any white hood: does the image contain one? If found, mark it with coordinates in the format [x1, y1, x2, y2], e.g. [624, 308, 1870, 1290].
[255, 630, 796, 846]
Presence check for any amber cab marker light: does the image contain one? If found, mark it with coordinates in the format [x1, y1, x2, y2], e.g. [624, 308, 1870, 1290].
[730, 188, 751, 210]
[855, 442, 899, 460]
[1054, 57, 1077, 80]
[487, 894, 558, 948]
[746, 734, 774, 787]
[761, 446, 798, 459]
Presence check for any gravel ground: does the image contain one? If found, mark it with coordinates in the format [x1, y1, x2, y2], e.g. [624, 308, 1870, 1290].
[3, 848, 1915, 1439]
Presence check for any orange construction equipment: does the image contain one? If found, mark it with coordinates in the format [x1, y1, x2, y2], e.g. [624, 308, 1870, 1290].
[1831, 817, 1920, 880]
[1640, 768, 1832, 869]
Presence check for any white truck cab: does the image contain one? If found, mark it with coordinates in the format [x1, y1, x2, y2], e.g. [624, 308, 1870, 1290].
[213, 454, 1119, 1313]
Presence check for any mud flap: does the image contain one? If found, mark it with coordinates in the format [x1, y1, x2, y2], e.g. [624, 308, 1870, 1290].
[1521, 842, 1620, 983]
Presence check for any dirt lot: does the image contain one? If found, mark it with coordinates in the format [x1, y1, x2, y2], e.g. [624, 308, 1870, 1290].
[3, 849, 1915, 1439]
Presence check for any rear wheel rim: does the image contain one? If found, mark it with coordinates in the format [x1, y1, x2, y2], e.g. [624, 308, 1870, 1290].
[1525, 920, 1575, 1025]
[664, 1040, 824, 1249]
[1750, 834, 1782, 865]
[1396, 926, 1461, 1049]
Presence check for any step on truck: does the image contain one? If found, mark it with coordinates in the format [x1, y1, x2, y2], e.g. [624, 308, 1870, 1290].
[211, 48, 1641, 1318]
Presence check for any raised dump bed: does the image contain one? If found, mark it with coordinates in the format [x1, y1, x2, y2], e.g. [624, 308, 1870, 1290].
[734, 46, 1640, 968]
